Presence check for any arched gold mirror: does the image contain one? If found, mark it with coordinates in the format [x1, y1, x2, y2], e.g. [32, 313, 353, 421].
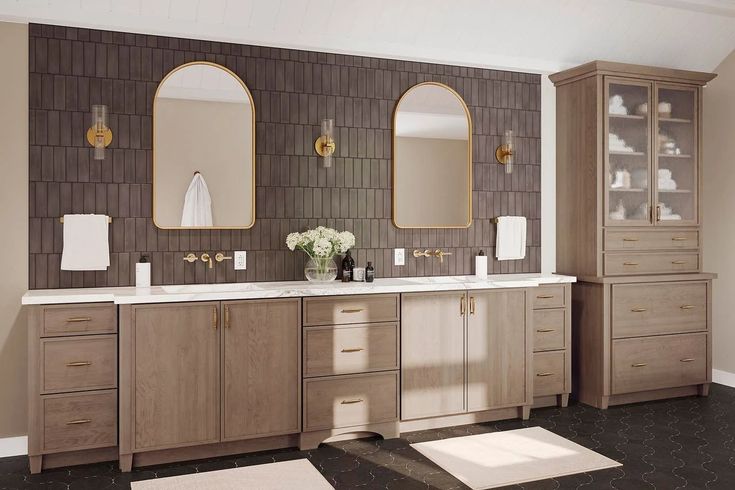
[153, 62, 255, 229]
[392, 82, 472, 228]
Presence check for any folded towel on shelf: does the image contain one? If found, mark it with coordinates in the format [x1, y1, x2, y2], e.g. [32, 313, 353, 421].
[495, 216, 527, 261]
[60, 214, 110, 271]
[609, 94, 628, 115]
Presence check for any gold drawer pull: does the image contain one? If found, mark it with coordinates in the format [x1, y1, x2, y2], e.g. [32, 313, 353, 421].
[341, 308, 364, 314]
[65, 361, 92, 367]
[536, 372, 554, 377]
[341, 348, 364, 353]
[66, 419, 91, 425]
[536, 294, 554, 299]
[66, 317, 92, 323]
[623, 262, 639, 266]
[536, 328, 556, 333]
[680, 305, 696, 310]
[671, 260, 687, 265]
[671, 237, 688, 241]
[622, 237, 639, 242]
[680, 358, 695, 363]
[631, 363, 648, 368]
[340, 398, 364, 405]
[630, 307, 647, 313]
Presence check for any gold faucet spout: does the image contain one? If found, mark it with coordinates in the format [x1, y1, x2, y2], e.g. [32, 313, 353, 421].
[201, 253, 213, 269]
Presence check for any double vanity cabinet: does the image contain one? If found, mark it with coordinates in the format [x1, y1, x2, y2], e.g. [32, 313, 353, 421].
[24, 277, 573, 473]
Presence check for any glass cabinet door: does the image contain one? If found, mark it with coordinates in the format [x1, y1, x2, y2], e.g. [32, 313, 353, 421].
[605, 79, 653, 226]
[654, 84, 698, 225]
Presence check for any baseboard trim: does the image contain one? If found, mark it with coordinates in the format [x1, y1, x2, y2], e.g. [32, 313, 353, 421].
[0, 436, 27, 457]
[713, 369, 735, 388]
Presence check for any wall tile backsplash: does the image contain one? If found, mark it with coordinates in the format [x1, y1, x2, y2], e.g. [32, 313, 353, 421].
[28, 23, 541, 288]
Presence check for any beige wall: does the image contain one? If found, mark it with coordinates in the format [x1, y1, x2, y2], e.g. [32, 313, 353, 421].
[703, 48, 735, 377]
[0, 21, 29, 437]
[154, 97, 254, 228]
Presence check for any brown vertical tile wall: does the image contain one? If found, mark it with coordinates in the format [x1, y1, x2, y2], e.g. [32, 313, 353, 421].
[28, 23, 541, 289]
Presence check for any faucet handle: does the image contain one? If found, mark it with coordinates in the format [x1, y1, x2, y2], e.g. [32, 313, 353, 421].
[433, 249, 453, 263]
[215, 253, 232, 263]
[183, 253, 197, 263]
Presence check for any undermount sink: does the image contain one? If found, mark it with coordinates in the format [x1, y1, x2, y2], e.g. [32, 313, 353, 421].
[161, 283, 260, 294]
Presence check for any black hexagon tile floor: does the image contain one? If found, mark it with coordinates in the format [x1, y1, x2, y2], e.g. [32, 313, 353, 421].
[2, 384, 734, 489]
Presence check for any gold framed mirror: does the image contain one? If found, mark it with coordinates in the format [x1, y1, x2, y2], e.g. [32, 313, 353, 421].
[153, 61, 256, 229]
[392, 82, 472, 229]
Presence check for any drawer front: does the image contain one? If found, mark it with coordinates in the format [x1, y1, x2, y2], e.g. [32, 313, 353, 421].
[605, 229, 699, 252]
[612, 333, 707, 395]
[612, 282, 707, 338]
[303, 372, 399, 431]
[42, 390, 117, 452]
[304, 323, 399, 377]
[532, 286, 566, 309]
[41, 335, 117, 394]
[42, 304, 117, 337]
[604, 253, 699, 275]
[533, 351, 566, 397]
[533, 309, 566, 352]
[303, 294, 399, 326]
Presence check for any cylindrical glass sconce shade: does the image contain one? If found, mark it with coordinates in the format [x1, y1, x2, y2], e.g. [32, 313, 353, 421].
[92, 104, 108, 160]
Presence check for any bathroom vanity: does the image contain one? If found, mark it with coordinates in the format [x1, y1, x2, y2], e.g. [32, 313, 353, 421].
[23, 274, 574, 473]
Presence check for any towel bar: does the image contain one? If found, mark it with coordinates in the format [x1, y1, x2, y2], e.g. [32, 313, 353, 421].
[59, 216, 112, 224]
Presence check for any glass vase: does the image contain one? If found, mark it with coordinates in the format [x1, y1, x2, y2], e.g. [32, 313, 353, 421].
[304, 256, 338, 283]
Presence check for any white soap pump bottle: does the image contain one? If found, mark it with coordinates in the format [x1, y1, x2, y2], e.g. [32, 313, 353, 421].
[475, 250, 488, 280]
[136, 255, 151, 288]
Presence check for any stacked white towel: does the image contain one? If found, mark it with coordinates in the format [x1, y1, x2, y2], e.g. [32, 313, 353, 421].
[658, 169, 677, 190]
[60, 214, 110, 271]
[659, 203, 681, 220]
[609, 95, 628, 115]
[495, 216, 527, 261]
[609, 133, 636, 153]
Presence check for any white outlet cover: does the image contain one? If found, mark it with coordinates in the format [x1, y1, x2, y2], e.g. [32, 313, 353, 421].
[234, 251, 247, 270]
[394, 248, 405, 266]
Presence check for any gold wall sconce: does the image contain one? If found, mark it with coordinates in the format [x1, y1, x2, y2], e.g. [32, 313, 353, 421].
[86, 104, 112, 160]
[495, 129, 514, 174]
[314, 118, 336, 167]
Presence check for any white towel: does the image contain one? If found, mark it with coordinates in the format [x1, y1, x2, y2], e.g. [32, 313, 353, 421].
[180, 173, 213, 227]
[60, 214, 110, 271]
[495, 216, 527, 261]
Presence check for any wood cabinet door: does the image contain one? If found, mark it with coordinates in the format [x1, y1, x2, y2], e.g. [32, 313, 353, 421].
[401, 292, 466, 420]
[467, 290, 529, 411]
[222, 299, 300, 441]
[132, 302, 221, 451]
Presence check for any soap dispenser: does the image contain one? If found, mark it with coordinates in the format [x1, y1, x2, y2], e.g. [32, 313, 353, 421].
[475, 250, 488, 280]
[136, 255, 151, 287]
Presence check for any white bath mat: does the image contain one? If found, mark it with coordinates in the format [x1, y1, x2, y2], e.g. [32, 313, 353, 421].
[131, 459, 333, 490]
[411, 427, 621, 489]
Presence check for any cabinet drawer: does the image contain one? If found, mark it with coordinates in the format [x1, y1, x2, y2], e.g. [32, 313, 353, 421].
[605, 229, 699, 252]
[303, 372, 399, 431]
[612, 282, 707, 338]
[533, 309, 566, 351]
[303, 323, 399, 377]
[41, 335, 117, 394]
[604, 252, 699, 275]
[303, 294, 399, 326]
[533, 351, 567, 397]
[42, 303, 117, 337]
[612, 333, 707, 395]
[42, 390, 117, 453]
[532, 286, 566, 309]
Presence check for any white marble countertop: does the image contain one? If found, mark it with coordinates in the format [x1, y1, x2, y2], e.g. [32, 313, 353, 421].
[22, 273, 576, 306]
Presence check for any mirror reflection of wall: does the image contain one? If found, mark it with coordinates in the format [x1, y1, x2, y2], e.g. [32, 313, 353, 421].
[393, 83, 472, 228]
[153, 62, 255, 229]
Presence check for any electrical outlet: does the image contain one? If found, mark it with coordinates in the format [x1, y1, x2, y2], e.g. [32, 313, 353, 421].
[394, 248, 405, 266]
[234, 251, 247, 270]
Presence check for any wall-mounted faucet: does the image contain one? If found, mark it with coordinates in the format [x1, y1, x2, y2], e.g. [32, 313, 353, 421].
[413, 249, 453, 263]
[183, 252, 232, 269]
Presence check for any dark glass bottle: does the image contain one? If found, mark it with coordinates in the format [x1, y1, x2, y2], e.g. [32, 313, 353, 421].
[341, 250, 355, 282]
[365, 261, 375, 283]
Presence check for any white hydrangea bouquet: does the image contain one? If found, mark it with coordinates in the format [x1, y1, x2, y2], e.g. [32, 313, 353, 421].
[286, 226, 356, 282]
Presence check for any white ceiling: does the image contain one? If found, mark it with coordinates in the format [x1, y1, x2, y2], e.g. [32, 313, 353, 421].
[158, 63, 251, 103]
[1, 0, 735, 73]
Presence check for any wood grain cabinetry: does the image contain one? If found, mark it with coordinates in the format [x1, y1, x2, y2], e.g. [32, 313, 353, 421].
[28, 303, 118, 474]
[552, 61, 715, 408]
[401, 289, 532, 427]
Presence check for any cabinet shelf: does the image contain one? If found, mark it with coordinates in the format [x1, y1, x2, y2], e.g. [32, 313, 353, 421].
[658, 154, 692, 159]
[609, 114, 646, 120]
[609, 151, 646, 156]
[658, 189, 692, 193]
[610, 188, 646, 192]
[659, 117, 692, 124]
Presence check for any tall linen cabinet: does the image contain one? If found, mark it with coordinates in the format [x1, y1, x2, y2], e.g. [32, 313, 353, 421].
[550, 61, 716, 409]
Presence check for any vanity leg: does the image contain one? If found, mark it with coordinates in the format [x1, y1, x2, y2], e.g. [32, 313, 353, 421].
[599, 396, 610, 410]
[698, 383, 710, 397]
[558, 393, 569, 408]
[299, 433, 322, 451]
[521, 405, 531, 420]
[29, 455, 42, 474]
[119, 453, 133, 472]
